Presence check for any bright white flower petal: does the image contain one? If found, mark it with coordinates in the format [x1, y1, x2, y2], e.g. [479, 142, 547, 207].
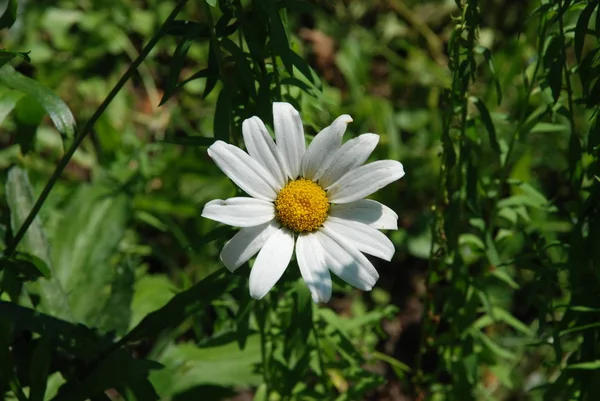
[249, 227, 295, 299]
[202, 198, 275, 227]
[302, 114, 353, 181]
[319, 133, 379, 188]
[329, 199, 398, 230]
[327, 160, 405, 204]
[273, 102, 305, 179]
[242, 116, 287, 189]
[316, 228, 379, 291]
[208, 141, 279, 201]
[296, 232, 332, 303]
[323, 217, 394, 261]
[220, 221, 280, 272]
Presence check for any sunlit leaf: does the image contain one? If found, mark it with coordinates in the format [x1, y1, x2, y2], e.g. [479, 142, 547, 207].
[0, 64, 76, 145]
[49, 183, 130, 325]
[567, 360, 600, 370]
[151, 335, 261, 395]
[5, 166, 72, 320]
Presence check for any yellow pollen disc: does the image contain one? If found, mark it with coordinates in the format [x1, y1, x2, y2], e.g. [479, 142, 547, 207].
[275, 178, 329, 233]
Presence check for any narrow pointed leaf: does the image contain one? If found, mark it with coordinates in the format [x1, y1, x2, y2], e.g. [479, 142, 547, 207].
[0, 64, 76, 145]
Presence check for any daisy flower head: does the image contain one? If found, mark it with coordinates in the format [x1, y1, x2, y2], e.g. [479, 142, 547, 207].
[202, 102, 405, 303]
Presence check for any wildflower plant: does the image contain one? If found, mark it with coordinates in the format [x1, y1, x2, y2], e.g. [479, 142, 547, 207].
[0, 0, 599, 400]
[202, 102, 404, 302]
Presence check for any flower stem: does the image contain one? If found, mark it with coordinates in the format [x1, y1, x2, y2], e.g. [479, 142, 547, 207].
[4, 0, 189, 258]
[258, 300, 271, 397]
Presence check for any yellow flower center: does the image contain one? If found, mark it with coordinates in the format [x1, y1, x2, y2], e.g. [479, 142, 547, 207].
[275, 178, 329, 233]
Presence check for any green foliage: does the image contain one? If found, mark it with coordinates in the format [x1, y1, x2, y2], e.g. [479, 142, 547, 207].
[1, 0, 600, 400]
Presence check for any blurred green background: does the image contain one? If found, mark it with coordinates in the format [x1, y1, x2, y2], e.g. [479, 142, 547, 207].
[1, 0, 599, 400]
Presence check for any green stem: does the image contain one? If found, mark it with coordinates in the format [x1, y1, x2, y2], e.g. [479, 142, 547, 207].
[5, 0, 189, 258]
[557, 0, 577, 152]
[258, 300, 270, 397]
[312, 305, 331, 394]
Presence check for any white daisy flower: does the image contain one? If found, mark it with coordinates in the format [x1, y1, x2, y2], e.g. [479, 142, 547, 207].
[202, 102, 405, 303]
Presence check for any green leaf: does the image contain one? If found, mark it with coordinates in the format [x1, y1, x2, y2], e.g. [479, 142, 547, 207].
[5, 166, 73, 320]
[471, 96, 500, 153]
[288, 50, 320, 88]
[12, 252, 51, 279]
[485, 231, 501, 266]
[560, 322, 600, 337]
[492, 306, 534, 336]
[0, 89, 24, 124]
[0, 0, 17, 29]
[574, 2, 597, 63]
[220, 38, 257, 99]
[160, 38, 194, 105]
[215, 13, 239, 38]
[0, 302, 159, 401]
[567, 360, 600, 370]
[474, 46, 502, 104]
[49, 183, 130, 325]
[0, 320, 28, 401]
[123, 270, 232, 344]
[0, 301, 113, 361]
[130, 274, 177, 329]
[150, 335, 261, 396]
[520, 105, 548, 137]
[281, 77, 317, 96]
[490, 267, 520, 289]
[96, 260, 135, 335]
[0, 64, 76, 145]
[371, 351, 410, 378]
[202, 40, 219, 99]
[542, 35, 564, 102]
[14, 93, 46, 153]
[29, 338, 52, 401]
[206, 0, 217, 6]
[213, 86, 232, 141]
[52, 349, 161, 401]
[235, 288, 255, 350]
[267, 3, 292, 74]
[0, 49, 30, 69]
[178, 68, 211, 88]
[470, 329, 515, 360]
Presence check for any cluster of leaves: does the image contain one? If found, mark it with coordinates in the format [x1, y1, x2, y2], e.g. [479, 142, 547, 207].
[419, 0, 600, 399]
[2, 0, 600, 400]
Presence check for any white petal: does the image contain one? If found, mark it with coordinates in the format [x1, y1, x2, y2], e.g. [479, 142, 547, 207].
[208, 140, 279, 201]
[327, 160, 405, 204]
[329, 199, 398, 230]
[319, 133, 379, 188]
[202, 198, 275, 227]
[323, 217, 395, 261]
[301, 114, 353, 181]
[315, 228, 379, 291]
[249, 227, 295, 299]
[220, 221, 280, 272]
[242, 116, 287, 189]
[273, 102, 305, 179]
[296, 232, 332, 303]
